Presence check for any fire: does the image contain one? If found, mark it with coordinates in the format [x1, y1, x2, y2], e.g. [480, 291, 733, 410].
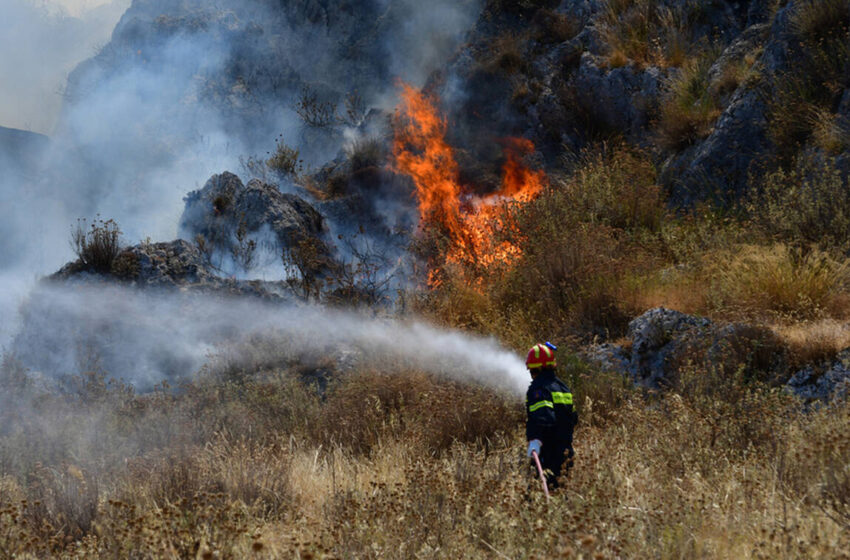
[392, 83, 546, 284]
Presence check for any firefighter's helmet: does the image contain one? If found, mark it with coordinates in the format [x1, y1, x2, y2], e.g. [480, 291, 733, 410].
[526, 342, 556, 369]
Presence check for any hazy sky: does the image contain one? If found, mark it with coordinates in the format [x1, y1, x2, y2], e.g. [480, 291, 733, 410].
[0, 0, 130, 134]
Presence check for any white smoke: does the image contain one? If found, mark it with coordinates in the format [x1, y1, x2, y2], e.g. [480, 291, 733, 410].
[0, 0, 130, 134]
[12, 283, 529, 394]
[0, 0, 493, 388]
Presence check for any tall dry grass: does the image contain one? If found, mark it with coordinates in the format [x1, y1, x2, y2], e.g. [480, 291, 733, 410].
[2, 353, 849, 558]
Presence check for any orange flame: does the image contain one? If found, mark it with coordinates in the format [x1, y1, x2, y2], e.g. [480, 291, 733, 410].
[392, 83, 546, 284]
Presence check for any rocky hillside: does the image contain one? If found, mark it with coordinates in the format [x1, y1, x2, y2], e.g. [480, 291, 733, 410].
[433, 0, 848, 203]
[23, 0, 850, 378]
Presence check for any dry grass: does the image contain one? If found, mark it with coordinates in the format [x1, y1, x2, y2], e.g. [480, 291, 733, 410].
[657, 56, 722, 150]
[773, 319, 850, 369]
[704, 244, 850, 321]
[596, 0, 698, 68]
[2, 354, 850, 558]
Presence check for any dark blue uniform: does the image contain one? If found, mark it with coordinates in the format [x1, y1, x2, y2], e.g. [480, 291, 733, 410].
[526, 369, 577, 488]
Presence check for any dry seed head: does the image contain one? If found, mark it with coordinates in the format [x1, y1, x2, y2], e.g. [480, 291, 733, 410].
[580, 534, 597, 548]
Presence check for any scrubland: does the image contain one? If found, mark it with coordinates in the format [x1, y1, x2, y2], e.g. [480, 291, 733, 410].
[2, 348, 849, 558]
[4, 142, 850, 556]
[4, 0, 850, 558]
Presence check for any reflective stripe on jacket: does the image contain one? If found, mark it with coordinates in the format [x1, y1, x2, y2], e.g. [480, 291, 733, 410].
[526, 370, 577, 446]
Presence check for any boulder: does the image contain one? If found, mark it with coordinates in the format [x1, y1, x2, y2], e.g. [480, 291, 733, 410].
[181, 172, 324, 245]
[179, 172, 332, 276]
[571, 53, 668, 142]
[666, 86, 770, 203]
[627, 307, 712, 386]
[584, 307, 786, 388]
[584, 307, 711, 387]
[786, 350, 850, 404]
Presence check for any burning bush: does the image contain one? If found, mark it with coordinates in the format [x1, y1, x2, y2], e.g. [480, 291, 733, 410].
[417, 144, 664, 341]
[392, 83, 546, 286]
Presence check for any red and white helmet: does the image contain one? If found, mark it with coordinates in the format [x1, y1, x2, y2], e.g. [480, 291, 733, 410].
[526, 342, 556, 370]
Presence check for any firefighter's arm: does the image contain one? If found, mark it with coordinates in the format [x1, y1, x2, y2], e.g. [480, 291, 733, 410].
[526, 386, 556, 441]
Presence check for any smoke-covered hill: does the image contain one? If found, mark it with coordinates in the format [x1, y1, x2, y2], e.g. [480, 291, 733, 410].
[3, 0, 849, 384]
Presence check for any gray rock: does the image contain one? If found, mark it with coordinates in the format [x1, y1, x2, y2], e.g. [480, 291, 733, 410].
[669, 86, 770, 203]
[786, 349, 850, 404]
[583, 307, 712, 386]
[581, 342, 630, 375]
[707, 23, 770, 93]
[179, 172, 331, 277]
[839, 90, 850, 117]
[583, 307, 786, 388]
[556, 0, 600, 22]
[627, 307, 712, 386]
[572, 54, 668, 141]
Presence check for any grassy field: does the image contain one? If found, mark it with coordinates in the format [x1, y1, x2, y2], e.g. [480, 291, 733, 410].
[2, 354, 849, 558]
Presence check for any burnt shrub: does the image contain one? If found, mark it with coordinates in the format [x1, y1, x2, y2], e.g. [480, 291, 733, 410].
[345, 137, 385, 172]
[70, 217, 123, 273]
[267, 135, 303, 176]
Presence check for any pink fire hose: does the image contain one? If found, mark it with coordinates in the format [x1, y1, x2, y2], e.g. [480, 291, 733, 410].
[531, 450, 550, 501]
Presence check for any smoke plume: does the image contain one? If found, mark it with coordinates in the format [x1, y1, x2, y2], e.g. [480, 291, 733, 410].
[0, 0, 130, 134]
[0, 0, 502, 392]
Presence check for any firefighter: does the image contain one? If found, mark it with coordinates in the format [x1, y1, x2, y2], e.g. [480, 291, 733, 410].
[525, 342, 577, 489]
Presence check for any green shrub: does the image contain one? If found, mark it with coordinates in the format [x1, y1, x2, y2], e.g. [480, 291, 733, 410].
[558, 145, 664, 232]
[345, 137, 385, 172]
[749, 157, 850, 250]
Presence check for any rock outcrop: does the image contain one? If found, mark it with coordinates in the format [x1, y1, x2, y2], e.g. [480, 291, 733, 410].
[180, 172, 332, 276]
[181, 173, 324, 246]
[51, 238, 285, 299]
[586, 306, 850, 403]
[435, 0, 848, 203]
[786, 352, 850, 404]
